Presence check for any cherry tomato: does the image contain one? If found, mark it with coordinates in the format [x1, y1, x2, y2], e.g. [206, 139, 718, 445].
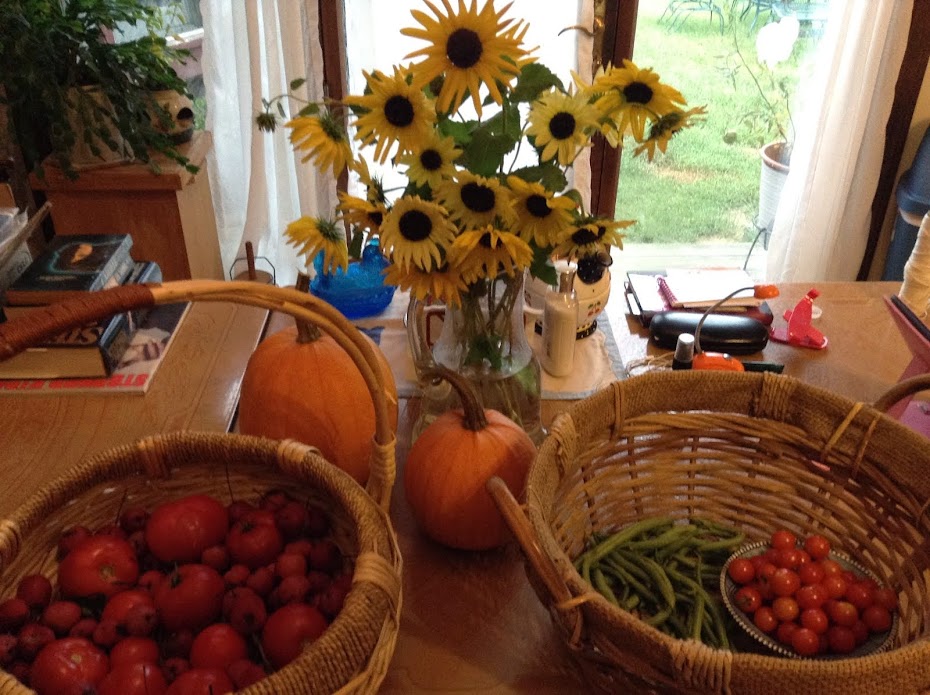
[735, 586, 763, 614]
[873, 587, 899, 611]
[851, 619, 869, 645]
[772, 596, 800, 622]
[189, 624, 248, 670]
[261, 603, 328, 669]
[753, 606, 778, 634]
[775, 548, 803, 571]
[791, 627, 821, 656]
[822, 575, 849, 600]
[804, 534, 831, 560]
[862, 605, 893, 633]
[827, 625, 857, 655]
[58, 536, 139, 599]
[17, 574, 53, 609]
[776, 620, 799, 645]
[30, 637, 109, 695]
[727, 558, 755, 585]
[770, 568, 801, 597]
[796, 583, 828, 610]
[819, 558, 843, 577]
[826, 600, 859, 627]
[770, 529, 798, 551]
[845, 581, 875, 611]
[164, 667, 234, 695]
[800, 608, 829, 634]
[109, 637, 161, 669]
[154, 564, 225, 633]
[145, 494, 229, 564]
[98, 662, 168, 695]
[798, 562, 825, 586]
[226, 510, 284, 569]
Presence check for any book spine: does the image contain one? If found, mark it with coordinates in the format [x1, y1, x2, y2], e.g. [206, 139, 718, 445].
[89, 237, 135, 292]
[100, 313, 135, 374]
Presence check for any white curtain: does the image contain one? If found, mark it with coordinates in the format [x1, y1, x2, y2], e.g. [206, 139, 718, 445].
[766, 0, 914, 282]
[200, 0, 332, 287]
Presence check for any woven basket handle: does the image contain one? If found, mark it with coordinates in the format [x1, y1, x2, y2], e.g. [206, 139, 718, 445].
[0, 280, 396, 510]
[487, 477, 576, 610]
[873, 374, 930, 414]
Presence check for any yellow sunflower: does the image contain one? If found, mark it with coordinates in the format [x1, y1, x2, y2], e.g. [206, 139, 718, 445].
[384, 261, 468, 307]
[345, 66, 436, 162]
[525, 89, 601, 166]
[401, 0, 533, 116]
[285, 217, 349, 274]
[552, 218, 632, 259]
[350, 157, 388, 206]
[634, 105, 707, 162]
[337, 192, 387, 233]
[396, 131, 461, 190]
[285, 110, 352, 176]
[436, 171, 514, 228]
[451, 225, 533, 283]
[590, 59, 687, 142]
[380, 195, 457, 270]
[505, 175, 577, 247]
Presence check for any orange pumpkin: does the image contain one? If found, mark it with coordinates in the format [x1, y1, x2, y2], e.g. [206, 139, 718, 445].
[404, 366, 536, 551]
[238, 322, 398, 485]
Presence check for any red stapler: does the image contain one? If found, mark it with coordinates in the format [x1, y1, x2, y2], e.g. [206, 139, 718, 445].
[769, 288, 828, 349]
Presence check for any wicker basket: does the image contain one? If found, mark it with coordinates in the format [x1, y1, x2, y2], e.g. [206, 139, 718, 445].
[489, 370, 930, 695]
[0, 280, 402, 694]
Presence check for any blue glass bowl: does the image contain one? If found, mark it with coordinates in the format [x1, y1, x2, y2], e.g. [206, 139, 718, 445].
[310, 241, 395, 319]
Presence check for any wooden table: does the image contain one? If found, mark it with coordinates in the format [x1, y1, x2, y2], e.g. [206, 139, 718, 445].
[0, 280, 916, 693]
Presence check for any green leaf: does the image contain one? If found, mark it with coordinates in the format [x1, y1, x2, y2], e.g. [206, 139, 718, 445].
[290, 77, 307, 91]
[465, 334, 504, 370]
[529, 244, 558, 287]
[511, 63, 564, 103]
[509, 164, 568, 191]
[461, 127, 514, 177]
[297, 103, 320, 117]
[347, 228, 364, 260]
[483, 100, 521, 141]
[439, 118, 476, 147]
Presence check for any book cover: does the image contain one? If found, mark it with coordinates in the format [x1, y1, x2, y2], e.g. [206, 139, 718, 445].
[0, 301, 189, 395]
[5, 233, 134, 306]
[657, 268, 762, 309]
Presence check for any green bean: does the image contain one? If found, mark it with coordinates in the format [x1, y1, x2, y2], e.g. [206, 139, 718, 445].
[625, 525, 698, 552]
[579, 517, 674, 564]
[592, 567, 619, 607]
[689, 589, 705, 641]
[601, 555, 653, 600]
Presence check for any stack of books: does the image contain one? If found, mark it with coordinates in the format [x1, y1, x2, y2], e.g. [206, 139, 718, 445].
[624, 268, 774, 327]
[0, 233, 187, 392]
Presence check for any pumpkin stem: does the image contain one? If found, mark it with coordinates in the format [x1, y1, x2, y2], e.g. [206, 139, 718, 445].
[294, 272, 322, 344]
[421, 365, 488, 431]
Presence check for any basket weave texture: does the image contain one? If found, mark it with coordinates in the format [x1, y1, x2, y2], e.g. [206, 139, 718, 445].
[0, 280, 403, 694]
[513, 370, 930, 695]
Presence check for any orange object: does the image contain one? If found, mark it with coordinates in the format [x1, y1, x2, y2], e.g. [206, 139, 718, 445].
[693, 352, 745, 371]
[753, 284, 780, 299]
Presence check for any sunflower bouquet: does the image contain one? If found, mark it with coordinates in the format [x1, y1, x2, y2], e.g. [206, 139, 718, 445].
[258, 0, 699, 430]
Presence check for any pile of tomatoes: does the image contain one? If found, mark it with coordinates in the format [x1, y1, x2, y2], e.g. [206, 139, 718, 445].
[726, 530, 897, 657]
[0, 489, 350, 695]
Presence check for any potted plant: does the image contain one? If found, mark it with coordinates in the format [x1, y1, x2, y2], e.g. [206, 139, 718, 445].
[0, 0, 197, 180]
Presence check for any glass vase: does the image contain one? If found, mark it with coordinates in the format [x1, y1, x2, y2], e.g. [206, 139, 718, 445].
[406, 272, 543, 443]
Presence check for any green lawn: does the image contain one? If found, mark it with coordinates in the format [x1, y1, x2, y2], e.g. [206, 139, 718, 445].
[617, 0, 815, 244]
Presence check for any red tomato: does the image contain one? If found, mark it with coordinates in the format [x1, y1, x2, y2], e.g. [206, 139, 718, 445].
[101, 589, 155, 627]
[819, 558, 843, 577]
[753, 606, 778, 634]
[827, 625, 857, 655]
[862, 605, 893, 633]
[804, 534, 831, 560]
[109, 637, 161, 669]
[164, 668, 234, 695]
[796, 583, 828, 611]
[845, 581, 875, 611]
[791, 627, 821, 656]
[189, 624, 248, 670]
[798, 562, 825, 586]
[772, 596, 800, 623]
[727, 558, 755, 585]
[827, 600, 859, 627]
[735, 586, 763, 614]
[226, 510, 284, 569]
[770, 569, 801, 597]
[873, 587, 899, 611]
[775, 620, 799, 646]
[800, 608, 829, 634]
[770, 529, 798, 550]
[145, 495, 229, 564]
[775, 548, 803, 571]
[58, 536, 139, 599]
[261, 604, 328, 669]
[154, 564, 225, 633]
[822, 575, 849, 600]
[30, 637, 109, 695]
[98, 662, 168, 695]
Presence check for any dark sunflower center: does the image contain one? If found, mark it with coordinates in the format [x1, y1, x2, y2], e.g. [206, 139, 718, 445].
[461, 182, 496, 213]
[549, 112, 576, 140]
[384, 95, 415, 127]
[596, 225, 608, 239]
[398, 210, 433, 241]
[368, 211, 384, 227]
[479, 232, 495, 249]
[571, 227, 598, 245]
[446, 28, 482, 69]
[420, 149, 443, 171]
[526, 194, 551, 219]
[623, 81, 654, 105]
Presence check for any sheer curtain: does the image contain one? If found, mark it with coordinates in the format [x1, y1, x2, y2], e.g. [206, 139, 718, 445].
[766, 0, 914, 282]
[200, 0, 332, 287]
